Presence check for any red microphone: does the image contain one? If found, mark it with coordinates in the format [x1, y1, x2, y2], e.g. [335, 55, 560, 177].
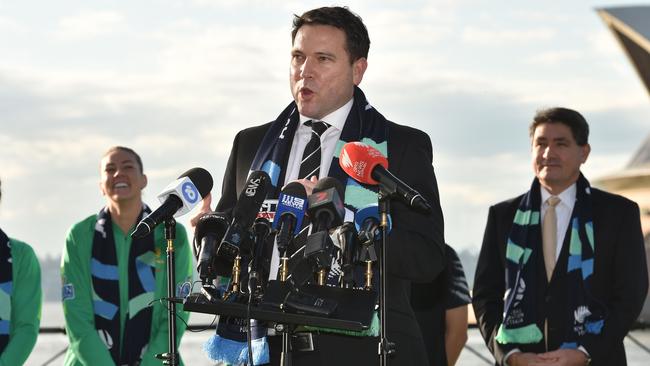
[339, 142, 432, 213]
[339, 142, 387, 185]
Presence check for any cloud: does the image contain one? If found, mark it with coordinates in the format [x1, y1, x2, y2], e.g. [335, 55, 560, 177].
[0, 16, 28, 34]
[462, 26, 556, 45]
[525, 50, 582, 65]
[1, 0, 648, 258]
[54, 10, 126, 41]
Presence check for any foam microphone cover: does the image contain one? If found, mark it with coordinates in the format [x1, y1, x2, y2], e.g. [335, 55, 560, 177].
[308, 177, 346, 230]
[195, 212, 232, 277]
[194, 212, 230, 259]
[232, 170, 271, 228]
[339, 142, 388, 185]
[313, 176, 345, 198]
[273, 182, 308, 234]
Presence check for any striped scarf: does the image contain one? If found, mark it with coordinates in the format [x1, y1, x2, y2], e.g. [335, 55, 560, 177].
[496, 174, 606, 349]
[250, 86, 389, 210]
[205, 87, 391, 363]
[91, 206, 156, 364]
[0, 228, 11, 353]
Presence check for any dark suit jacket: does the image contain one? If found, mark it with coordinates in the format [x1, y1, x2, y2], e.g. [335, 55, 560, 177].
[215, 116, 445, 365]
[472, 187, 648, 366]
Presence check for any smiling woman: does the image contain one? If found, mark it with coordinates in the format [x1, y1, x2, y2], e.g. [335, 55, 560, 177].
[60, 145, 193, 366]
[99, 147, 148, 230]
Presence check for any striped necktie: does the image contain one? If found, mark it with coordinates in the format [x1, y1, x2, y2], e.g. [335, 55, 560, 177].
[298, 120, 330, 180]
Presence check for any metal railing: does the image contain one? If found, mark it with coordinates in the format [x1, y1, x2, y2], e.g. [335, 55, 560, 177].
[34, 324, 650, 366]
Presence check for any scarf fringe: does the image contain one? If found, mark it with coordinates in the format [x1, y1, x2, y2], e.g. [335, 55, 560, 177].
[203, 333, 269, 366]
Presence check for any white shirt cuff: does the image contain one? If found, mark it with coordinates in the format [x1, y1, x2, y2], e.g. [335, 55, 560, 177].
[577, 346, 590, 357]
[503, 348, 521, 366]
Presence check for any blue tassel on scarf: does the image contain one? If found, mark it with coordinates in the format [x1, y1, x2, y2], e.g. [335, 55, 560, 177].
[203, 316, 269, 366]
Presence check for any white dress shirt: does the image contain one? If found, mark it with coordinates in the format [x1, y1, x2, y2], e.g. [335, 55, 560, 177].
[269, 99, 353, 280]
[283, 98, 353, 183]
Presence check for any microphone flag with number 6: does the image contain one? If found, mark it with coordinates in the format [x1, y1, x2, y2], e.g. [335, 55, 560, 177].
[132, 167, 213, 238]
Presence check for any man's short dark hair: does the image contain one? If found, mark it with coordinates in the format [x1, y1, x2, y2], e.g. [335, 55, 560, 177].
[529, 107, 589, 146]
[291, 6, 370, 63]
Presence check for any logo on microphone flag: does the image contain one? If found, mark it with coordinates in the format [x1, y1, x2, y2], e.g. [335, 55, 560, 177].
[182, 182, 199, 203]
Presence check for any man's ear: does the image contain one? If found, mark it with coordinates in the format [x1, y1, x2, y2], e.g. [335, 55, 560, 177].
[352, 57, 368, 86]
[581, 143, 591, 164]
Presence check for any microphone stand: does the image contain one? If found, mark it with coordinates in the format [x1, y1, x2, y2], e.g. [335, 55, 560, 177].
[278, 249, 292, 366]
[378, 192, 395, 366]
[158, 218, 179, 365]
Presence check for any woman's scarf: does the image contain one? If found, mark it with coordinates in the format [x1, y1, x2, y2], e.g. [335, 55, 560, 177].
[91, 206, 156, 364]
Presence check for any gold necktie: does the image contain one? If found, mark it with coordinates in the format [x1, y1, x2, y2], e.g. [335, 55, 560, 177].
[543, 196, 561, 281]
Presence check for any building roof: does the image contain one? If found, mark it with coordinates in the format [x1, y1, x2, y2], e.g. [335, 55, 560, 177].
[597, 6, 650, 98]
[595, 6, 650, 188]
[628, 134, 650, 169]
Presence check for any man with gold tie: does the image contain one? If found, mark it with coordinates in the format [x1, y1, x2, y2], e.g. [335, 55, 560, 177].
[472, 107, 648, 366]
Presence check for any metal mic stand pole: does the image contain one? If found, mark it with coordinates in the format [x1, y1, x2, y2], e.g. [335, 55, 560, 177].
[378, 192, 395, 366]
[164, 218, 179, 365]
[278, 251, 292, 366]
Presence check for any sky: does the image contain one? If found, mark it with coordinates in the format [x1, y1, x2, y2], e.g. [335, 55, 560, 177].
[1, 0, 650, 260]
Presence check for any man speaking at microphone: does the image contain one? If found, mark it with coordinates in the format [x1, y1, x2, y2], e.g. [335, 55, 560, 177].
[61, 146, 193, 366]
[198, 6, 445, 365]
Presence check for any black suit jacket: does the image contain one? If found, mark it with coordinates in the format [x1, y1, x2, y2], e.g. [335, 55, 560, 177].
[216, 117, 445, 365]
[472, 187, 648, 365]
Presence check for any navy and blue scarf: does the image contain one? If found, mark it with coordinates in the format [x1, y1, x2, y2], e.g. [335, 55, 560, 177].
[91, 206, 156, 365]
[0, 228, 11, 354]
[496, 174, 606, 349]
[250, 86, 389, 211]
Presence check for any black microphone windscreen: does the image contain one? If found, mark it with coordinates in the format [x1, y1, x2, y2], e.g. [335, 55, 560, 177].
[313, 177, 345, 201]
[195, 212, 230, 241]
[179, 167, 213, 198]
[233, 170, 271, 224]
[281, 181, 308, 199]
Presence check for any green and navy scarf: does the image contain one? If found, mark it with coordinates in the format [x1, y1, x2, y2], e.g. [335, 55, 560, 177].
[91, 206, 156, 364]
[496, 174, 606, 349]
[0, 228, 11, 354]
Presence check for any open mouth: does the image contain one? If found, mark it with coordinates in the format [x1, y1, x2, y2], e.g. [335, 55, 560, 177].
[300, 87, 314, 98]
[113, 182, 129, 189]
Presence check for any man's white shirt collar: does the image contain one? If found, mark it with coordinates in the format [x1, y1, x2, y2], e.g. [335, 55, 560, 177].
[299, 98, 353, 131]
[540, 182, 577, 208]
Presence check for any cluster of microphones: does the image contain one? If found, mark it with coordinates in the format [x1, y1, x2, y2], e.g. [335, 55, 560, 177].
[131, 141, 431, 315]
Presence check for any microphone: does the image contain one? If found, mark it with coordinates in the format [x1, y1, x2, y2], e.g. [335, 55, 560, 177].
[217, 171, 271, 261]
[339, 142, 432, 213]
[272, 182, 308, 254]
[194, 212, 231, 281]
[354, 204, 392, 245]
[353, 204, 390, 290]
[307, 177, 345, 232]
[248, 217, 272, 294]
[304, 177, 346, 285]
[331, 222, 357, 288]
[132, 167, 213, 238]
